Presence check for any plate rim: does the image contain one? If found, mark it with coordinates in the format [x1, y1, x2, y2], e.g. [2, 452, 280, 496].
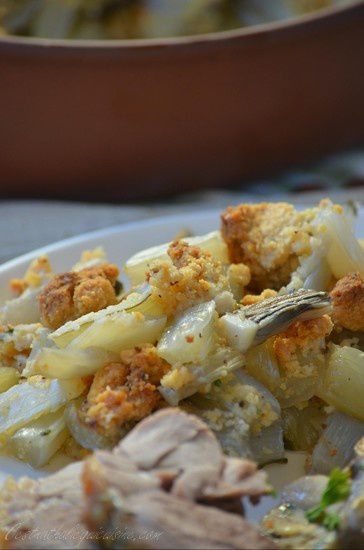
[0, 209, 221, 277]
[1, 204, 362, 276]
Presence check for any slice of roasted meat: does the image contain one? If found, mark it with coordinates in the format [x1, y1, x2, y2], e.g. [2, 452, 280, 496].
[0, 463, 90, 549]
[1, 409, 274, 550]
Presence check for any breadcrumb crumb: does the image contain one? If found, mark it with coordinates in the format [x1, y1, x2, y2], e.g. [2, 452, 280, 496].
[242, 289, 277, 306]
[147, 240, 231, 316]
[72, 246, 107, 271]
[227, 263, 251, 300]
[330, 272, 364, 331]
[273, 315, 333, 378]
[38, 264, 119, 329]
[0, 323, 43, 371]
[84, 345, 170, 437]
[221, 202, 314, 291]
[10, 256, 52, 296]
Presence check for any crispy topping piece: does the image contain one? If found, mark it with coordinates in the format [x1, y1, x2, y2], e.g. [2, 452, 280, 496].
[330, 272, 364, 331]
[38, 263, 119, 329]
[84, 345, 170, 437]
[221, 202, 309, 290]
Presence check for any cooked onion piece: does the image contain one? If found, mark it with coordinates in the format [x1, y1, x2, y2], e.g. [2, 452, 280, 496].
[10, 408, 68, 468]
[236, 371, 284, 464]
[160, 347, 244, 405]
[282, 400, 327, 452]
[0, 377, 86, 437]
[249, 422, 285, 466]
[65, 311, 166, 354]
[320, 205, 364, 279]
[49, 285, 152, 348]
[245, 339, 280, 393]
[1, 286, 44, 325]
[182, 371, 283, 463]
[125, 230, 229, 286]
[317, 345, 364, 421]
[26, 347, 117, 380]
[65, 403, 116, 451]
[311, 411, 364, 474]
[245, 340, 321, 408]
[0, 367, 20, 393]
[218, 312, 258, 353]
[287, 201, 364, 291]
[157, 301, 216, 365]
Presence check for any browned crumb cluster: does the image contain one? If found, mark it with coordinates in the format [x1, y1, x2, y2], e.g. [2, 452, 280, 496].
[38, 263, 119, 329]
[221, 202, 308, 291]
[84, 345, 170, 437]
[273, 315, 333, 377]
[10, 256, 52, 296]
[242, 289, 277, 306]
[330, 272, 364, 332]
[147, 240, 229, 316]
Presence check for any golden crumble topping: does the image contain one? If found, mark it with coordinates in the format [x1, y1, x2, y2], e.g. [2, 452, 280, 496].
[84, 345, 170, 437]
[38, 263, 119, 329]
[330, 272, 364, 332]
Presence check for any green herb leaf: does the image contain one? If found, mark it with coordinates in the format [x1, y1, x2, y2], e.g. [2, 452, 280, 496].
[305, 468, 351, 531]
[321, 468, 351, 508]
[306, 505, 324, 523]
[213, 379, 222, 387]
[323, 512, 341, 531]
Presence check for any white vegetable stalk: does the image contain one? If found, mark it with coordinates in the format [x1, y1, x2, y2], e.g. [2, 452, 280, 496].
[235, 371, 284, 464]
[0, 377, 86, 437]
[235, 371, 281, 415]
[25, 346, 118, 380]
[0, 367, 20, 393]
[249, 422, 285, 465]
[70, 311, 166, 353]
[245, 340, 320, 408]
[311, 411, 364, 474]
[65, 403, 116, 451]
[218, 311, 258, 353]
[321, 205, 364, 279]
[287, 243, 332, 292]
[125, 230, 229, 286]
[317, 345, 364, 421]
[160, 347, 244, 405]
[157, 301, 216, 365]
[10, 408, 69, 468]
[1, 286, 44, 325]
[287, 200, 364, 291]
[50, 284, 154, 348]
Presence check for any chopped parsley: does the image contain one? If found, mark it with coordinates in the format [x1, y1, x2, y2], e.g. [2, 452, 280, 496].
[213, 379, 222, 388]
[305, 468, 351, 531]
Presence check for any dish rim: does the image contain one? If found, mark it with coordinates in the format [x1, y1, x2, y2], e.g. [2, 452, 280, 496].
[0, 0, 362, 54]
[0, 209, 221, 277]
[1, 204, 363, 277]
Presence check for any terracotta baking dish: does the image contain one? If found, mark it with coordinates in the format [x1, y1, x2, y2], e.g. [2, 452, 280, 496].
[0, 1, 363, 201]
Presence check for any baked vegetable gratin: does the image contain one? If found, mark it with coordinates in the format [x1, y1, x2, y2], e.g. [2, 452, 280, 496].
[0, 199, 363, 548]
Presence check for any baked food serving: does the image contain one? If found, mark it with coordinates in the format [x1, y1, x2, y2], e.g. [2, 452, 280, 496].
[0, 199, 363, 548]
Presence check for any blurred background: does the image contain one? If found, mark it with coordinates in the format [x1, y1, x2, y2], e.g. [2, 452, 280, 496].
[0, 0, 363, 262]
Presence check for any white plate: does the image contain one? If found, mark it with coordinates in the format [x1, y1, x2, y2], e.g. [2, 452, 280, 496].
[0, 207, 363, 519]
